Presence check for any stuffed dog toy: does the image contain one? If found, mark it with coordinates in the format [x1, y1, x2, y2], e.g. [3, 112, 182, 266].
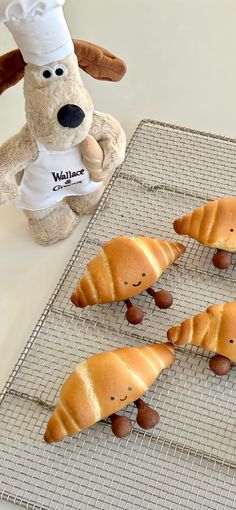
[0, 0, 126, 245]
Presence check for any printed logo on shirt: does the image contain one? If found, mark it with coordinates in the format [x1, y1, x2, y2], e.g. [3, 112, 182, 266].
[51, 169, 85, 192]
[52, 169, 85, 182]
[53, 180, 84, 192]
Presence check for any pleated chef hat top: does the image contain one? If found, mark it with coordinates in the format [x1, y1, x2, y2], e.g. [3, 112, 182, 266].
[0, 0, 74, 66]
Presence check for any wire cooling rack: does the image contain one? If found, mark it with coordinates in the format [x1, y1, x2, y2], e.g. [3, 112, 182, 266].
[0, 120, 235, 510]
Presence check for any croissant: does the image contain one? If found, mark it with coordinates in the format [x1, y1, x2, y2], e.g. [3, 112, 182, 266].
[173, 197, 236, 252]
[44, 342, 175, 444]
[79, 135, 106, 182]
[167, 301, 236, 362]
[71, 236, 185, 307]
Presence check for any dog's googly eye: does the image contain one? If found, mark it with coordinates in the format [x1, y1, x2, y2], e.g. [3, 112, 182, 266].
[55, 68, 63, 76]
[43, 70, 52, 79]
[54, 65, 68, 78]
[40, 67, 54, 80]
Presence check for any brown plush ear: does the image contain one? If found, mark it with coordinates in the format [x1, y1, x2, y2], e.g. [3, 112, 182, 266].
[0, 40, 127, 94]
[0, 49, 25, 95]
[73, 40, 127, 81]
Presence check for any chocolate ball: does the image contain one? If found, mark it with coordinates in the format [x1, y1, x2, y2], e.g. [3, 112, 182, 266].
[155, 290, 173, 309]
[212, 251, 232, 270]
[126, 306, 144, 324]
[111, 415, 132, 438]
[209, 354, 231, 376]
[136, 399, 160, 430]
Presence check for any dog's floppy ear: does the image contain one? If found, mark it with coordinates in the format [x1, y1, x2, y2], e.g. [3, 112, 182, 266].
[0, 40, 127, 95]
[73, 40, 126, 81]
[0, 49, 26, 95]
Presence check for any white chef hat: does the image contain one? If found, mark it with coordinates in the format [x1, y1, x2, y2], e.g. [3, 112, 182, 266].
[0, 0, 74, 66]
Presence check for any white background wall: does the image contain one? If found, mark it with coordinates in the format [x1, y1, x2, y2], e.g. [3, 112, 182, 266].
[1, 1, 236, 508]
[2, 0, 236, 144]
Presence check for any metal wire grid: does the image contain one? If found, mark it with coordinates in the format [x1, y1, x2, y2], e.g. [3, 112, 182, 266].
[0, 120, 235, 510]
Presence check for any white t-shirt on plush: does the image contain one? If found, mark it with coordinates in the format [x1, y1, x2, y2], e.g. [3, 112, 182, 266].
[15, 140, 101, 211]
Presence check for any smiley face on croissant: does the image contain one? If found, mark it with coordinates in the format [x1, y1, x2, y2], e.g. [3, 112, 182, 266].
[71, 236, 185, 307]
[173, 197, 236, 252]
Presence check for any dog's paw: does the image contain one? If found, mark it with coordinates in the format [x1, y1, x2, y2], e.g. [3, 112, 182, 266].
[99, 139, 125, 174]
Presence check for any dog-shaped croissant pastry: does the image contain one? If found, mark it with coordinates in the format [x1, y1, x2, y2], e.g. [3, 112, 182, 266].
[44, 342, 175, 443]
[167, 301, 236, 375]
[71, 236, 186, 324]
[173, 197, 236, 269]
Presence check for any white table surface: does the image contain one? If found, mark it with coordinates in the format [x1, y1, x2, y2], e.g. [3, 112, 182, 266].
[1, 1, 236, 508]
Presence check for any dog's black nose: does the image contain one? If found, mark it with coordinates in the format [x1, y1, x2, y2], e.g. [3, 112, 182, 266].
[57, 104, 85, 128]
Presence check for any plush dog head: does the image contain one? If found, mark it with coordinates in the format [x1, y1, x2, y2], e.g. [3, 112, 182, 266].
[24, 51, 94, 149]
[0, 40, 126, 149]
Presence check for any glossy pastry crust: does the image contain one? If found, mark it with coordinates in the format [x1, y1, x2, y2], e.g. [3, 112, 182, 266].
[71, 236, 185, 306]
[173, 197, 236, 252]
[44, 343, 175, 443]
[167, 301, 236, 362]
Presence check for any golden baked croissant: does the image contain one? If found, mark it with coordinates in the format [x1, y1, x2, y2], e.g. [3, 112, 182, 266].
[71, 236, 185, 307]
[167, 301, 236, 364]
[173, 197, 236, 252]
[44, 342, 175, 444]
